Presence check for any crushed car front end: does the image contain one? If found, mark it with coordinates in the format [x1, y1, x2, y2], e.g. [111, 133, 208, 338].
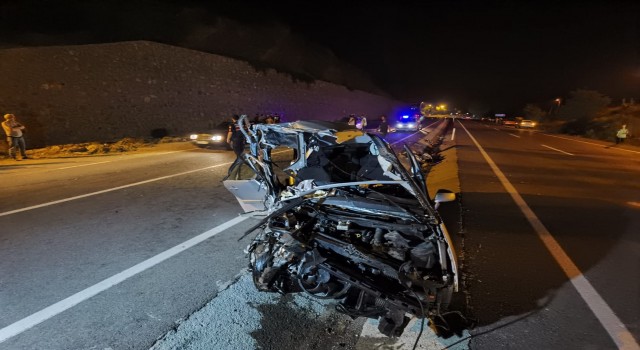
[223, 116, 458, 337]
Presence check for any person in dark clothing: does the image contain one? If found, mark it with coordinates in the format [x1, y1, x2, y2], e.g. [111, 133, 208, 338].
[227, 115, 244, 152]
[377, 115, 389, 137]
[226, 115, 246, 179]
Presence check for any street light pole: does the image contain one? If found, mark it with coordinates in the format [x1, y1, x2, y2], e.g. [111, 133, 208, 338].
[548, 98, 561, 117]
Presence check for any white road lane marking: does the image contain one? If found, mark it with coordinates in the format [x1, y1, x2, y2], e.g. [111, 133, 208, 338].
[1, 148, 294, 217]
[56, 160, 112, 169]
[0, 215, 250, 344]
[541, 144, 575, 156]
[0, 148, 293, 344]
[509, 133, 521, 138]
[458, 121, 639, 350]
[0, 162, 232, 217]
[3, 149, 194, 177]
[542, 133, 640, 155]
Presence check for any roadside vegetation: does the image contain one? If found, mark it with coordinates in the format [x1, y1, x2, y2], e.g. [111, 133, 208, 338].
[523, 89, 639, 145]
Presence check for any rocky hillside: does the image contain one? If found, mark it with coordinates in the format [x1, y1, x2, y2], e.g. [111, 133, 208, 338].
[0, 41, 402, 148]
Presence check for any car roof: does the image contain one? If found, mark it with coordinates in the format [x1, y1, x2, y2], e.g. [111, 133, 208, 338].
[277, 120, 355, 132]
[248, 120, 357, 136]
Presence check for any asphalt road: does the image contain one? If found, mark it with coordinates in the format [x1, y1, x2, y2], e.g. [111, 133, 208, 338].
[1, 144, 260, 349]
[1, 119, 638, 350]
[454, 120, 640, 350]
[0, 121, 453, 350]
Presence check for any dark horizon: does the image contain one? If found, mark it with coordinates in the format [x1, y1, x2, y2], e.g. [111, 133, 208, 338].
[1, 0, 638, 115]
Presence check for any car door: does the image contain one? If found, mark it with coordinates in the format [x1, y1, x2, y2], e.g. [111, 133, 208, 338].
[223, 157, 272, 212]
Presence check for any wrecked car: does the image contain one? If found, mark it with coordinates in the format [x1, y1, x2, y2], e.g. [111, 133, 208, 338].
[223, 115, 458, 337]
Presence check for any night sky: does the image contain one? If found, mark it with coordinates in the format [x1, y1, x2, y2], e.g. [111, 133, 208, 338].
[1, 0, 638, 114]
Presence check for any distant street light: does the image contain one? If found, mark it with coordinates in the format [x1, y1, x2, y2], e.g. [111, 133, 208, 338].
[548, 98, 561, 116]
[435, 104, 447, 112]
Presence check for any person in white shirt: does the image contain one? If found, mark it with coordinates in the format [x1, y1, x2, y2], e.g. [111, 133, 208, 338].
[2, 114, 28, 160]
[616, 124, 629, 144]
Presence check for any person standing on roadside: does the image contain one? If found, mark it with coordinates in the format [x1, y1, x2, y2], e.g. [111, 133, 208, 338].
[358, 115, 367, 130]
[226, 115, 246, 179]
[2, 113, 28, 160]
[378, 115, 389, 137]
[616, 124, 629, 144]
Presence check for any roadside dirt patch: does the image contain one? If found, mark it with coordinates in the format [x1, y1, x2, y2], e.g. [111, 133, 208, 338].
[0, 136, 190, 160]
[0, 137, 198, 166]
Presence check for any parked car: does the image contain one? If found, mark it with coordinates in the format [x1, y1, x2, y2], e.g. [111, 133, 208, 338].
[394, 114, 420, 131]
[189, 122, 232, 149]
[517, 119, 537, 129]
[223, 116, 459, 337]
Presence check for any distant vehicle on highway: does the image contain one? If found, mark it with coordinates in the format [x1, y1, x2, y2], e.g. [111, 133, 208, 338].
[189, 122, 232, 149]
[503, 119, 518, 127]
[517, 119, 537, 129]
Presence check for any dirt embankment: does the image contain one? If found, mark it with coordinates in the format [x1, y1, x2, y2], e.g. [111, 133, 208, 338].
[0, 41, 401, 149]
[1, 136, 189, 161]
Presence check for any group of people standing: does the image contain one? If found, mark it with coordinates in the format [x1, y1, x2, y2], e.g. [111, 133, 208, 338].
[251, 113, 281, 125]
[347, 114, 391, 138]
[347, 114, 368, 130]
[2, 113, 29, 160]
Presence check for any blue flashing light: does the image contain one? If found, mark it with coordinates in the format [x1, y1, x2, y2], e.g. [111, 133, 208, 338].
[402, 115, 409, 119]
